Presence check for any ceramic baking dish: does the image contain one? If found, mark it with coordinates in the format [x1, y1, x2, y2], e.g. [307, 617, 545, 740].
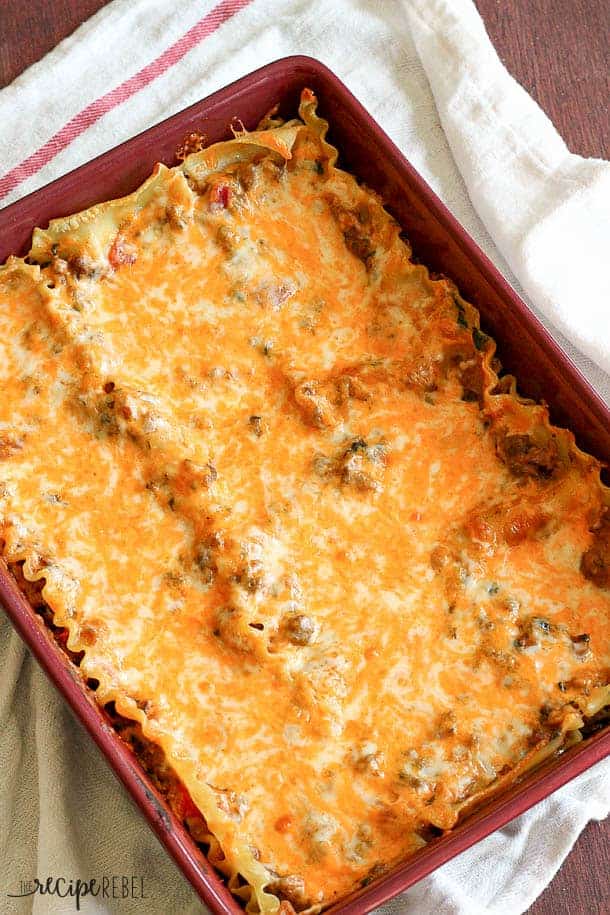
[1, 56, 608, 914]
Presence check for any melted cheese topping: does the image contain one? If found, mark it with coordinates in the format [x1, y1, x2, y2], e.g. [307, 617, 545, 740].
[1, 91, 608, 913]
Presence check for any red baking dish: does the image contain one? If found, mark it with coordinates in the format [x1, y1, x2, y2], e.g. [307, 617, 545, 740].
[1, 56, 608, 914]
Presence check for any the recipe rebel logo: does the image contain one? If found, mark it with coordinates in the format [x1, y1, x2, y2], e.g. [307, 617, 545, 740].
[7, 875, 148, 910]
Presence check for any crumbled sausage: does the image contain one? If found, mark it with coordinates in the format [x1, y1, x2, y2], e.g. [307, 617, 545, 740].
[571, 633, 591, 659]
[312, 454, 334, 478]
[514, 617, 553, 650]
[465, 502, 548, 549]
[341, 457, 380, 492]
[338, 438, 386, 493]
[503, 507, 549, 545]
[0, 435, 24, 459]
[195, 534, 221, 584]
[210, 785, 248, 821]
[235, 558, 266, 593]
[166, 204, 189, 230]
[255, 280, 296, 311]
[496, 431, 562, 479]
[459, 358, 485, 404]
[267, 875, 309, 910]
[580, 513, 610, 589]
[335, 373, 371, 403]
[360, 863, 387, 888]
[405, 360, 438, 394]
[294, 381, 336, 429]
[312, 438, 387, 492]
[108, 234, 138, 269]
[216, 225, 241, 254]
[283, 613, 316, 645]
[430, 544, 456, 572]
[248, 415, 264, 437]
[350, 742, 383, 774]
[213, 606, 250, 651]
[343, 225, 376, 266]
[436, 710, 457, 738]
[484, 647, 517, 669]
[326, 195, 376, 269]
[69, 254, 109, 279]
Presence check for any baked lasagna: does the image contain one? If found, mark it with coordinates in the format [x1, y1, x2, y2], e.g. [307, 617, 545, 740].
[0, 90, 608, 912]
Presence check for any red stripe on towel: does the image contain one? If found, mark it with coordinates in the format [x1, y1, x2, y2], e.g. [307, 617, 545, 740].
[0, 0, 253, 202]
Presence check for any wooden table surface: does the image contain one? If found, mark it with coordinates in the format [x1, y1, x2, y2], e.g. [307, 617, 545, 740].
[0, 2, 608, 914]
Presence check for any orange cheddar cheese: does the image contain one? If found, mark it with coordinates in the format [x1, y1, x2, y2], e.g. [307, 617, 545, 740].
[0, 90, 608, 913]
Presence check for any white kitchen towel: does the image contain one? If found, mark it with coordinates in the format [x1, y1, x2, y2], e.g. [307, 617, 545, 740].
[0, 1, 608, 914]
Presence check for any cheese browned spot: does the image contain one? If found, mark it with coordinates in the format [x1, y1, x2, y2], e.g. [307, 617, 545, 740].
[0, 90, 608, 914]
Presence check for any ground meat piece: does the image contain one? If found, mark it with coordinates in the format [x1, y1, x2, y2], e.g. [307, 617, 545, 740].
[255, 280, 296, 310]
[326, 195, 376, 268]
[404, 359, 438, 394]
[294, 381, 336, 428]
[341, 454, 380, 491]
[283, 613, 316, 645]
[313, 438, 386, 494]
[195, 535, 221, 584]
[459, 358, 485, 404]
[0, 435, 24, 459]
[336, 373, 371, 403]
[213, 787, 248, 821]
[267, 875, 309, 910]
[436, 710, 457, 737]
[430, 544, 456, 572]
[248, 415, 264, 437]
[339, 438, 386, 492]
[502, 506, 548, 545]
[216, 225, 240, 254]
[165, 204, 190, 230]
[360, 863, 388, 888]
[312, 453, 335, 478]
[581, 514, 610, 589]
[465, 502, 549, 548]
[571, 633, 592, 658]
[350, 742, 382, 774]
[69, 253, 109, 279]
[496, 431, 561, 479]
[235, 558, 266, 593]
[343, 224, 375, 266]
[108, 234, 138, 269]
[213, 606, 250, 652]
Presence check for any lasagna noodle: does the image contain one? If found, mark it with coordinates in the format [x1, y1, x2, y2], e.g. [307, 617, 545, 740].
[0, 90, 609, 912]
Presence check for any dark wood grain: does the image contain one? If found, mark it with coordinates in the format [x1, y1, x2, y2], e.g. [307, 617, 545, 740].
[473, 10, 610, 915]
[528, 818, 610, 915]
[0, 0, 108, 89]
[0, 2, 608, 914]
[476, 0, 610, 159]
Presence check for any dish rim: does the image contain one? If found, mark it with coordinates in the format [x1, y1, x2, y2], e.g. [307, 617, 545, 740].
[0, 54, 608, 915]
